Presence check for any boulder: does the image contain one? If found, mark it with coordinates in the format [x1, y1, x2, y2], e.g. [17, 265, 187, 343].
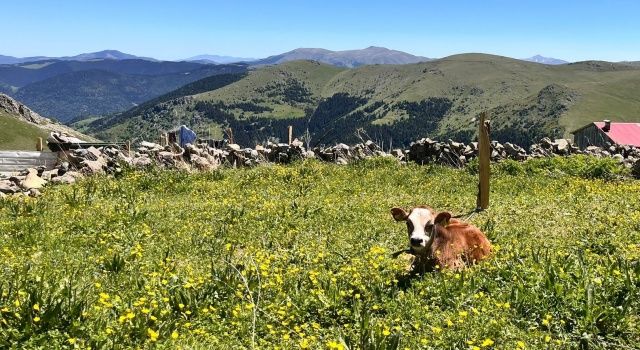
[132, 155, 153, 168]
[139, 141, 164, 152]
[365, 140, 381, 152]
[504, 142, 528, 160]
[448, 139, 463, 151]
[540, 137, 553, 149]
[158, 151, 177, 160]
[612, 154, 625, 163]
[20, 169, 47, 190]
[191, 155, 215, 171]
[86, 146, 103, 161]
[277, 152, 289, 163]
[58, 161, 70, 175]
[335, 143, 350, 151]
[554, 139, 569, 154]
[39, 170, 55, 181]
[391, 149, 404, 160]
[463, 145, 475, 157]
[585, 146, 601, 155]
[0, 180, 19, 194]
[50, 172, 81, 185]
[336, 157, 349, 165]
[116, 153, 133, 165]
[81, 159, 106, 175]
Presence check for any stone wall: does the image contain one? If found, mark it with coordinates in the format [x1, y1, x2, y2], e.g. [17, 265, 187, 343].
[1, 136, 639, 198]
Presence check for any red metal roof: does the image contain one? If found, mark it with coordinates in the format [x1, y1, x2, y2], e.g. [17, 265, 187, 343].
[593, 122, 640, 147]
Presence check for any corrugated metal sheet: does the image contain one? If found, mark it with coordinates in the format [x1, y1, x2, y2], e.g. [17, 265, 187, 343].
[0, 151, 58, 174]
[594, 122, 640, 147]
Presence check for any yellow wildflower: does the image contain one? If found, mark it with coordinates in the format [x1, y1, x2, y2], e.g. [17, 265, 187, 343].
[147, 328, 159, 341]
[481, 338, 494, 347]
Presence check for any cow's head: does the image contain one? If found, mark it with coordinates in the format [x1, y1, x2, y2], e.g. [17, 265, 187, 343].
[391, 206, 436, 252]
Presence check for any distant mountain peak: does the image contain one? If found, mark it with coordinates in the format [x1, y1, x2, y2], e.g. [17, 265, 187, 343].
[522, 55, 568, 65]
[182, 54, 257, 64]
[255, 46, 431, 68]
[67, 50, 157, 61]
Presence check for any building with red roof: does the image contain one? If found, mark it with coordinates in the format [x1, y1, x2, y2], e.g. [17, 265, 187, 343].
[572, 120, 640, 149]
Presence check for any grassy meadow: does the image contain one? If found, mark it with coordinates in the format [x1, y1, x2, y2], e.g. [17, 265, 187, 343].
[0, 111, 49, 151]
[1, 157, 639, 349]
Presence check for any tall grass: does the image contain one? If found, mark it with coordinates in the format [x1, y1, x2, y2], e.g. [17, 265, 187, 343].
[1, 157, 638, 348]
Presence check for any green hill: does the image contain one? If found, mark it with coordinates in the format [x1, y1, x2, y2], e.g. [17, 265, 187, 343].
[0, 94, 94, 150]
[86, 54, 640, 146]
[0, 110, 50, 150]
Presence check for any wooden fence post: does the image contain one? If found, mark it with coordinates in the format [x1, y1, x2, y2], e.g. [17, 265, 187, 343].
[477, 112, 490, 210]
[36, 137, 43, 152]
[288, 125, 293, 145]
[126, 140, 132, 157]
[159, 133, 168, 146]
[226, 128, 235, 144]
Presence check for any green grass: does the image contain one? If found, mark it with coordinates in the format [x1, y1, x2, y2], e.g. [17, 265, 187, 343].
[1, 158, 639, 349]
[0, 111, 50, 150]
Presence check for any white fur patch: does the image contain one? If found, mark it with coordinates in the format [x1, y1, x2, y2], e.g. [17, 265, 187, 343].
[407, 207, 435, 250]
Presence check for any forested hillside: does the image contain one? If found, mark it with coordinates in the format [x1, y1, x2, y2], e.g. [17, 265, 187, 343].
[83, 55, 640, 146]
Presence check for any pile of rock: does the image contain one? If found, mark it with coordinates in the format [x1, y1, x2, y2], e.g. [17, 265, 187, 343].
[2, 136, 639, 198]
[56, 136, 640, 177]
[406, 137, 639, 169]
[408, 138, 478, 166]
[0, 166, 82, 198]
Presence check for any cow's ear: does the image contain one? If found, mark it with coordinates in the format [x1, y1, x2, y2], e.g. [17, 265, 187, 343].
[390, 207, 408, 221]
[434, 212, 452, 226]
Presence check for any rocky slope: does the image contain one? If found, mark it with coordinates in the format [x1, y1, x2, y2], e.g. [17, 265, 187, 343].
[0, 94, 95, 148]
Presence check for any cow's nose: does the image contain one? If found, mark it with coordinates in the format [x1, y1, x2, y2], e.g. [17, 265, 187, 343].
[410, 237, 424, 246]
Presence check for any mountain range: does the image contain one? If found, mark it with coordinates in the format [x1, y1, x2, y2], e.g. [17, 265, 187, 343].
[80, 54, 640, 148]
[0, 50, 157, 65]
[3, 48, 573, 67]
[182, 55, 257, 64]
[4, 47, 640, 149]
[0, 47, 439, 121]
[0, 59, 248, 122]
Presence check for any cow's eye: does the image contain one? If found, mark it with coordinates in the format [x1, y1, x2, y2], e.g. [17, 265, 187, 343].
[425, 223, 434, 230]
[406, 222, 414, 233]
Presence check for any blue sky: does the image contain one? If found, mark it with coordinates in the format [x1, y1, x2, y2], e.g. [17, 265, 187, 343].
[2, 0, 639, 62]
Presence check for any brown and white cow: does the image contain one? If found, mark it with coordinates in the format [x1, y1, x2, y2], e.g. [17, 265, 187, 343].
[391, 206, 491, 271]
